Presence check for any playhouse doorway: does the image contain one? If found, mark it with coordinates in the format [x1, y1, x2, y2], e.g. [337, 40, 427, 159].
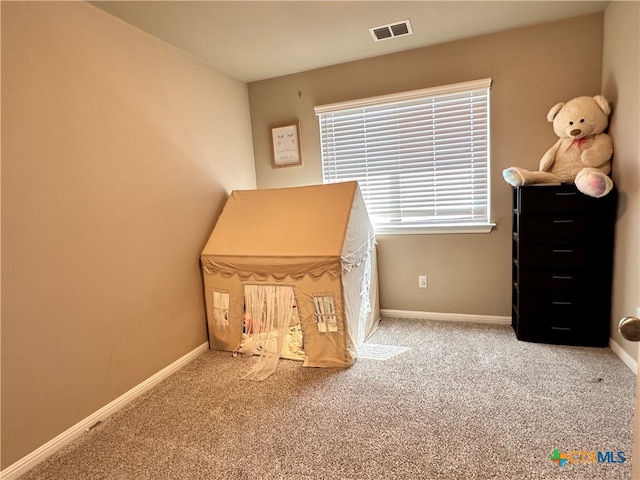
[238, 284, 304, 380]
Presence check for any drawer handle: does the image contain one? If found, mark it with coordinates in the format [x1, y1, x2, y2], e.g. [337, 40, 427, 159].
[553, 219, 575, 223]
[551, 326, 572, 331]
[555, 192, 577, 197]
[552, 275, 574, 280]
[553, 249, 574, 253]
[552, 301, 573, 305]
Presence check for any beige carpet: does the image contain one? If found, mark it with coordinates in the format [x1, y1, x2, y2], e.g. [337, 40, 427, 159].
[19, 317, 635, 479]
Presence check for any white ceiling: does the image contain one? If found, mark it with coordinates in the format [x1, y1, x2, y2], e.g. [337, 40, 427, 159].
[91, 1, 610, 83]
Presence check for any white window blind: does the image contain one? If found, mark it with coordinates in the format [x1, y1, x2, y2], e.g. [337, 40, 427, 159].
[315, 78, 492, 233]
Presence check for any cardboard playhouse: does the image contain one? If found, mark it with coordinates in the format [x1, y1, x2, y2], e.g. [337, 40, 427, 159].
[200, 181, 379, 379]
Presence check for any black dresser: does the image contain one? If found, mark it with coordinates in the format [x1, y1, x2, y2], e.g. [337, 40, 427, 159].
[511, 184, 616, 347]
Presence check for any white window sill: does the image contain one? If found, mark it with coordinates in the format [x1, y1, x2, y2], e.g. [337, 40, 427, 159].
[374, 223, 496, 235]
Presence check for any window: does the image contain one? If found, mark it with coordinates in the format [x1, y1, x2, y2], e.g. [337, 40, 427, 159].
[313, 295, 338, 333]
[211, 290, 230, 327]
[315, 78, 493, 234]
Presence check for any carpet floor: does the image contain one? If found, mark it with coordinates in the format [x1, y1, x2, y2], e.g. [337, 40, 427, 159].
[19, 317, 636, 479]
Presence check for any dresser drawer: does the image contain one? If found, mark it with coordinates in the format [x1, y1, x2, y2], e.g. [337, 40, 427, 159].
[516, 215, 595, 240]
[517, 270, 584, 293]
[518, 294, 586, 317]
[515, 184, 590, 214]
[514, 313, 608, 347]
[517, 244, 588, 268]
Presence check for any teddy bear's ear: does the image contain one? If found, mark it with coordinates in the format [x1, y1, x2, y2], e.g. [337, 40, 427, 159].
[593, 95, 611, 115]
[546, 102, 564, 122]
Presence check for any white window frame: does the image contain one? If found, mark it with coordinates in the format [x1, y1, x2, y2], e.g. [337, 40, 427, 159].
[315, 78, 495, 235]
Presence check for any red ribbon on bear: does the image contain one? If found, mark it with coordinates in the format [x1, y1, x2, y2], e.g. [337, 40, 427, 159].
[568, 136, 591, 151]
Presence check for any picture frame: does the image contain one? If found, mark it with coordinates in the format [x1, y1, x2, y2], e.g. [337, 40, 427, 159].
[271, 122, 302, 168]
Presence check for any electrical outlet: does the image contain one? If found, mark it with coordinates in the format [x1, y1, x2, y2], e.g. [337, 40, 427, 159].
[418, 275, 428, 288]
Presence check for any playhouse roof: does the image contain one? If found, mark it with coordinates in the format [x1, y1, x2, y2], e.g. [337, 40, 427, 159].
[201, 182, 365, 278]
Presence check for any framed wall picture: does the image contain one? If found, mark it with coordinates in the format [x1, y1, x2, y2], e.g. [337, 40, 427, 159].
[271, 122, 302, 168]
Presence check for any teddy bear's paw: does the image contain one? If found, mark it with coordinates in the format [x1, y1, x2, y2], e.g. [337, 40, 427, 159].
[575, 169, 613, 198]
[503, 168, 525, 187]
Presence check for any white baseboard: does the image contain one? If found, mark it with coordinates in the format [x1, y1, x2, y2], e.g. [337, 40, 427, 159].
[0, 342, 209, 480]
[609, 337, 638, 374]
[380, 309, 511, 325]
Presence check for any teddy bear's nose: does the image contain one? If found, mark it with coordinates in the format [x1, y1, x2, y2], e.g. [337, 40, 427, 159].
[570, 128, 582, 136]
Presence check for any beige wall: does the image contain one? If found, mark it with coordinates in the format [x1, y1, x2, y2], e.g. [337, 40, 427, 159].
[603, 2, 640, 359]
[1, 2, 256, 468]
[248, 13, 604, 316]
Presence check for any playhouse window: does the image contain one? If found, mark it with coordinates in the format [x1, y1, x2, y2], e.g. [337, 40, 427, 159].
[211, 290, 230, 327]
[313, 295, 338, 333]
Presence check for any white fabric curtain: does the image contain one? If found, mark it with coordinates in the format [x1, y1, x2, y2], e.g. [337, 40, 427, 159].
[242, 285, 295, 381]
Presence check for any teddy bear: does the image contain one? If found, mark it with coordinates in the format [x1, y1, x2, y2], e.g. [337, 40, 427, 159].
[503, 95, 614, 198]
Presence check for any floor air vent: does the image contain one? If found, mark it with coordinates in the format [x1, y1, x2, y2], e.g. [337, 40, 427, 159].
[369, 20, 413, 42]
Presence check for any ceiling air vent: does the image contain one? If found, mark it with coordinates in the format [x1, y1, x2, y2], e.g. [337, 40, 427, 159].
[369, 20, 413, 42]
